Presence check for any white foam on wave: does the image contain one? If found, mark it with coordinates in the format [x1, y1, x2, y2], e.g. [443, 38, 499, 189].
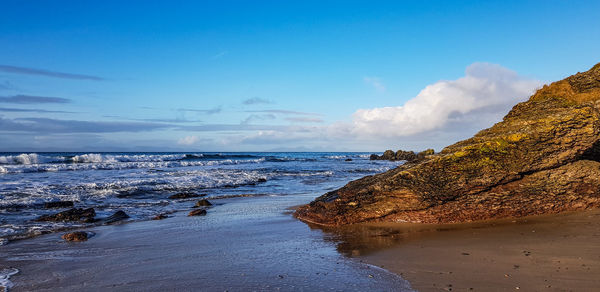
[0, 153, 45, 165]
[0, 167, 269, 210]
[325, 154, 370, 159]
[278, 170, 334, 177]
[0, 166, 6, 174]
[71, 153, 114, 163]
[70, 153, 188, 163]
[0, 267, 19, 291]
[0, 157, 266, 174]
[0, 153, 194, 166]
[324, 155, 346, 159]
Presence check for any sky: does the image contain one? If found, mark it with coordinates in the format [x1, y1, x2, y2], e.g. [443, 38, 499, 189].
[0, 0, 599, 152]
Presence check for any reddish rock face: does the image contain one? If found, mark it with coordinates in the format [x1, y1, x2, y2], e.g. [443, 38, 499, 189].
[296, 63, 600, 225]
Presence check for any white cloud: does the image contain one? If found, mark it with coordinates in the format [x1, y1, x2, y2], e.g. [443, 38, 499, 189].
[177, 135, 199, 145]
[194, 63, 543, 151]
[363, 76, 386, 92]
[352, 63, 542, 137]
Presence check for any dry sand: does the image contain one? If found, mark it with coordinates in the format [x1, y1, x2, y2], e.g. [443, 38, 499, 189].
[315, 209, 600, 291]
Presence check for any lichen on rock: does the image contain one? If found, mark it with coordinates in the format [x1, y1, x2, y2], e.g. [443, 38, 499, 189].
[295, 63, 600, 225]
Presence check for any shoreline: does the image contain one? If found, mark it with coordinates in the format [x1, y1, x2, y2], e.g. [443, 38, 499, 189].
[0, 194, 413, 291]
[3, 191, 599, 291]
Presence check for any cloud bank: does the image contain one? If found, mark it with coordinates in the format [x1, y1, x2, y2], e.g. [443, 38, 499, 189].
[352, 63, 542, 138]
[0, 95, 71, 104]
[0, 65, 104, 81]
[0, 117, 172, 133]
[0, 107, 76, 114]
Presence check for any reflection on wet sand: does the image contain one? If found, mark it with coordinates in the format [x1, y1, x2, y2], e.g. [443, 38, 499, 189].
[308, 216, 529, 257]
[307, 209, 600, 291]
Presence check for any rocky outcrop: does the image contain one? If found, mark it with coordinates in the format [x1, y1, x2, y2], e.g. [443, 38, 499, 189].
[370, 149, 435, 162]
[43, 201, 74, 209]
[36, 208, 96, 223]
[296, 63, 600, 225]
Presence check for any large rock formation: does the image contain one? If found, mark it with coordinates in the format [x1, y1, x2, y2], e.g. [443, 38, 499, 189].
[296, 63, 600, 225]
[370, 149, 435, 162]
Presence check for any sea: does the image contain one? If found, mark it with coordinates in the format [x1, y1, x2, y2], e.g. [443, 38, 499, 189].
[0, 152, 401, 243]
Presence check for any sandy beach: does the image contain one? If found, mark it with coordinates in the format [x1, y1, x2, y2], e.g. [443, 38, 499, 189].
[316, 209, 600, 291]
[0, 194, 412, 291]
[2, 186, 600, 291]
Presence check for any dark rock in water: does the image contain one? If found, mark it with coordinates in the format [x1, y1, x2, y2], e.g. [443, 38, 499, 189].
[194, 199, 213, 207]
[188, 209, 207, 216]
[395, 150, 417, 161]
[370, 149, 434, 162]
[345, 158, 353, 162]
[104, 210, 129, 224]
[257, 178, 268, 183]
[381, 150, 396, 160]
[116, 189, 151, 198]
[36, 208, 96, 222]
[296, 63, 600, 225]
[152, 214, 168, 220]
[61, 231, 89, 242]
[370, 149, 435, 162]
[44, 201, 74, 209]
[168, 192, 203, 199]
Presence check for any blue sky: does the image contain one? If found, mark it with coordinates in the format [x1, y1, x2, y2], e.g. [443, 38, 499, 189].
[0, 0, 599, 152]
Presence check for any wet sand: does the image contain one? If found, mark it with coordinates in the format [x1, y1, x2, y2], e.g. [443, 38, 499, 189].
[0, 195, 412, 291]
[3, 192, 599, 291]
[316, 209, 600, 291]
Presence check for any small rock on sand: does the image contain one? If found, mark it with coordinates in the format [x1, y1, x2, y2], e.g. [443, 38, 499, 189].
[104, 210, 129, 224]
[61, 231, 89, 242]
[152, 214, 168, 220]
[194, 199, 213, 207]
[188, 209, 207, 216]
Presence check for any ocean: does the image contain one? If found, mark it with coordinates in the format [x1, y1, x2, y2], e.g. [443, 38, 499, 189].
[0, 152, 400, 243]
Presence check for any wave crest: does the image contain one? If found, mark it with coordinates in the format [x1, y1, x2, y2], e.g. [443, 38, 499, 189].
[0, 153, 44, 165]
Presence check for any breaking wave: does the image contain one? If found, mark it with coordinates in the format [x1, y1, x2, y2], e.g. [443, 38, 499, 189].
[0, 152, 399, 242]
